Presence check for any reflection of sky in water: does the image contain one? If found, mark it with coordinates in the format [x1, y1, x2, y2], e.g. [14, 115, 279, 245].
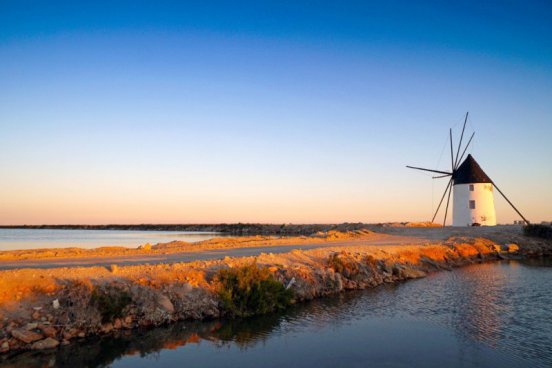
[4, 261, 550, 368]
[0, 229, 227, 250]
[116, 261, 552, 368]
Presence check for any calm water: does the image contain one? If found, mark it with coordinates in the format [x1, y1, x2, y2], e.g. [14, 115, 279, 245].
[0, 229, 224, 250]
[2, 259, 551, 368]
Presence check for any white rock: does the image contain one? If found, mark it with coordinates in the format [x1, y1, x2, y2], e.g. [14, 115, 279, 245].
[31, 337, 59, 350]
[286, 277, 296, 290]
[157, 294, 174, 313]
[52, 299, 60, 310]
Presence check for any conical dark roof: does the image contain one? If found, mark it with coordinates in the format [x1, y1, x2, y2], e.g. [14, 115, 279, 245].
[453, 154, 492, 185]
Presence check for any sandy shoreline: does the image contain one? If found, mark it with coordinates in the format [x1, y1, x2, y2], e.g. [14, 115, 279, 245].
[0, 224, 525, 265]
[0, 226, 550, 356]
[0, 233, 423, 270]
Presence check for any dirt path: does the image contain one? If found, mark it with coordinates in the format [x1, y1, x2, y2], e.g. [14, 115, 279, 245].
[0, 234, 427, 270]
[0, 226, 526, 270]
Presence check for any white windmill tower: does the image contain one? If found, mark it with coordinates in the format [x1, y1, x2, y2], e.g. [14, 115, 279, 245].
[406, 112, 530, 227]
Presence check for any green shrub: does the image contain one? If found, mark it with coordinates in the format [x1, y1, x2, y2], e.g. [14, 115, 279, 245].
[90, 285, 132, 322]
[216, 263, 293, 318]
[524, 224, 552, 239]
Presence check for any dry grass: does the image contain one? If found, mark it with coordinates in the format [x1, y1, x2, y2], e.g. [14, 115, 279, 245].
[0, 230, 381, 262]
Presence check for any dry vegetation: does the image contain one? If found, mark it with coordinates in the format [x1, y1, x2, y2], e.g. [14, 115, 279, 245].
[0, 229, 379, 262]
[524, 224, 552, 239]
[0, 228, 551, 355]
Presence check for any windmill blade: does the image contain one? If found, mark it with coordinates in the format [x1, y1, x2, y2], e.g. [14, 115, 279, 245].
[432, 174, 452, 179]
[442, 181, 454, 226]
[453, 112, 468, 168]
[455, 132, 475, 169]
[492, 181, 530, 225]
[406, 166, 452, 176]
[431, 177, 453, 223]
[449, 129, 455, 171]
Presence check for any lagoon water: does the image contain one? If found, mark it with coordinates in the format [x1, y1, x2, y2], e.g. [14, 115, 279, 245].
[3, 259, 551, 368]
[0, 229, 223, 250]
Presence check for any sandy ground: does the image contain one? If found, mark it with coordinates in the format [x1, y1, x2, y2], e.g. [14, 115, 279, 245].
[0, 225, 524, 270]
[378, 224, 526, 241]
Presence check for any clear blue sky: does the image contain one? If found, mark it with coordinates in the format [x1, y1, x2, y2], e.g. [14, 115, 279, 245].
[1, 1, 551, 224]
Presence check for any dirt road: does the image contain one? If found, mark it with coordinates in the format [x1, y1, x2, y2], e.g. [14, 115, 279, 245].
[0, 235, 427, 270]
[0, 225, 524, 270]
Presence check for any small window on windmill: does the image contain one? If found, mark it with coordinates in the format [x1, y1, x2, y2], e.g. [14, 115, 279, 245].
[469, 184, 474, 191]
[469, 200, 476, 209]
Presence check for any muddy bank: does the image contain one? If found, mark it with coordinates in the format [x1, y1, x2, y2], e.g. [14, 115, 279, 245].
[0, 230, 551, 356]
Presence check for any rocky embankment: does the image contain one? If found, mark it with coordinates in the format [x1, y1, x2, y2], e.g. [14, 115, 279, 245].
[0, 229, 550, 356]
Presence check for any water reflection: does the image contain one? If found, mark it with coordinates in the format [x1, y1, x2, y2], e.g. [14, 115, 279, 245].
[443, 261, 507, 346]
[1, 260, 551, 368]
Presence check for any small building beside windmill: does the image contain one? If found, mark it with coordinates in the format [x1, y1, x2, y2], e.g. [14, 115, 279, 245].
[452, 154, 496, 226]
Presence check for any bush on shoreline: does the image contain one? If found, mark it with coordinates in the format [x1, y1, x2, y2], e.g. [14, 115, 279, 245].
[216, 263, 293, 318]
[90, 285, 132, 323]
[524, 224, 552, 239]
[327, 252, 362, 277]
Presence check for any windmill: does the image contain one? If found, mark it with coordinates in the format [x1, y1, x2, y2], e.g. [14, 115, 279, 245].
[406, 112, 530, 227]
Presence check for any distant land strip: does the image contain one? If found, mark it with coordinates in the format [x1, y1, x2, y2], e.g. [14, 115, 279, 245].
[0, 223, 389, 235]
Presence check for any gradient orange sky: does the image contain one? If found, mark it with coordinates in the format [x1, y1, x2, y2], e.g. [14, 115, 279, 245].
[1, 2, 551, 225]
[1, 152, 550, 225]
